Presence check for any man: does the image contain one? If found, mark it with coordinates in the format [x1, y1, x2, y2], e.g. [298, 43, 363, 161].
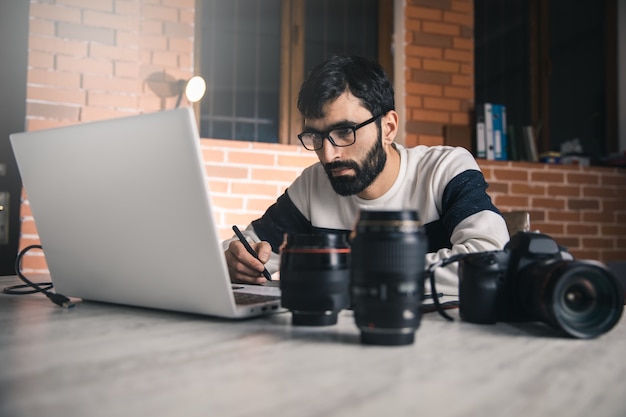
[223, 55, 509, 297]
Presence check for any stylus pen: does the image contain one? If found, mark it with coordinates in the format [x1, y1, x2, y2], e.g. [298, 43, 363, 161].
[232, 225, 272, 281]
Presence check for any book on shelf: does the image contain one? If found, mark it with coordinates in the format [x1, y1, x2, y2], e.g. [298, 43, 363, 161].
[475, 103, 494, 159]
[522, 125, 539, 162]
[492, 104, 508, 160]
[475, 104, 486, 158]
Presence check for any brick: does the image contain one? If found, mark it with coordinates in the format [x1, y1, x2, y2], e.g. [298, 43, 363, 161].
[568, 199, 600, 210]
[422, 21, 460, 37]
[56, 22, 116, 45]
[486, 182, 508, 194]
[206, 165, 248, 180]
[30, 3, 82, 23]
[212, 195, 245, 210]
[443, 86, 472, 99]
[83, 10, 138, 31]
[407, 82, 443, 96]
[451, 74, 472, 86]
[82, 74, 142, 94]
[492, 168, 528, 181]
[494, 195, 529, 207]
[115, 1, 140, 15]
[163, 0, 195, 9]
[28, 51, 55, 69]
[582, 237, 615, 249]
[29, 19, 55, 36]
[139, 34, 168, 51]
[205, 179, 228, 193]
[423, 59, 460, 74]
[533, 222, 564, 235]
[583, 212, 614, 223]
[202, 148, 227, 163]
[410, 109, 450, 124]
[90, 43, 140, 61]
[601, 224, 626, 236]
[247, 197, 277, 212]
[567, 172, 599, 185]
[277, 154, 318, 170]
[80, 106, 136, 121]
[567, 224, 599, 235]
[546, 210, 580, 222]
[411, 70, 452, 84]
[444, 48, 472, 63]
[87, 92, 138, 108]
[142, 5, 179, 22]
[56, 55, 114, 76]
[601, 173, 626, 186]
[511, 183, 545, 196]
[228, 151, 275, 166]
[57, 0, 113, 12]
[28, 85, 86, 105]
[27, 101, 80, 120]
[582, 185, 617, 198]
[28, 68, 82, 89]
[412, 32, 453, 49]
[114, 62, 140, 78]
[450, 111, 470, 124]
[423, 96, 460, 111]
[406, 6, 443, 21]
[451, 0, 472, 13]
[452, 37, 473, 51]
[547, 185, 580, 197]
[532, 197, 565, 209]
[231, 182, 280, 197]
[406, 45, 443, 59]
[531, 171, 565, 183]
[443, 11, 472, 27]
[416, 134, 444, 146]
[406, 121, 443, 136]
[252, 168, 299, 183]
[164, 21, 194, 38]
[603, 200, 626, 211]
[28, 34, 87, 56]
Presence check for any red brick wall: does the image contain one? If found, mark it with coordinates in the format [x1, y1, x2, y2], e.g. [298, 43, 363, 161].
[17, 0, 626, 272]
[404, 0, 474, 147]
[26, 0, 195, 132]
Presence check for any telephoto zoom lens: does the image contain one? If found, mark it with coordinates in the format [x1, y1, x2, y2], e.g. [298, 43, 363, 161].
[350, 210, 427, 345]
[279, 232, 351, 326]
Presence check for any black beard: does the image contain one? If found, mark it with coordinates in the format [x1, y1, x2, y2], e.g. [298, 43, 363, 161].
[323, 135, 387, 196]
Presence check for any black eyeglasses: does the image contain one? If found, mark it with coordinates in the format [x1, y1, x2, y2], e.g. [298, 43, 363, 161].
[297, 114, 382, 151]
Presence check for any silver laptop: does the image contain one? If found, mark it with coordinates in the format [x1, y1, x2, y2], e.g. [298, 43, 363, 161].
[10, 108, 281, 318]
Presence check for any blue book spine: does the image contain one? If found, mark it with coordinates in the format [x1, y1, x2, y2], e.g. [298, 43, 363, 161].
[492, 104, 507, 160]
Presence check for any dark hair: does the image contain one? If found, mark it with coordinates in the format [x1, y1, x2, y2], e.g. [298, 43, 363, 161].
[297, 55, 395, 119]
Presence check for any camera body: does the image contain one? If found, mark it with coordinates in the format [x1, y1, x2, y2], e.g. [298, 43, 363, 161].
[459, 231, 624, 338]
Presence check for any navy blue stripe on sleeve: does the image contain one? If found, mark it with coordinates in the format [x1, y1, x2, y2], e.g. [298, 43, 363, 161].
[251, 192, 313, 253]
[440, 169, 501, 234]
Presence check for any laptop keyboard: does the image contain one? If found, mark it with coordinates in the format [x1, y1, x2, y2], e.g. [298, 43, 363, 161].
[233, 292, 281, 305]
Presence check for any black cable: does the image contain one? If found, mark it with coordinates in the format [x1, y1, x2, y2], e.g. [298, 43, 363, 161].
[425, 253, 467, 321]
[3, 244, 74, 308]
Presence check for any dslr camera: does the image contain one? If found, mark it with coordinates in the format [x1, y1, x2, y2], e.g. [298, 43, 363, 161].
[458, 231, 624, 338]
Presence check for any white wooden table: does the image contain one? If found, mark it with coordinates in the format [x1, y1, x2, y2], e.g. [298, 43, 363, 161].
[1, 275, 625, 417]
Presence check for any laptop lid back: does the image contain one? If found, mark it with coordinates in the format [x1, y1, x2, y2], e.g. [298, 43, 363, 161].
[10, 108, 246, 317]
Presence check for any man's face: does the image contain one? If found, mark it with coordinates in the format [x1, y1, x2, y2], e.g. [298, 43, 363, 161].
[304, 92, 386, 197]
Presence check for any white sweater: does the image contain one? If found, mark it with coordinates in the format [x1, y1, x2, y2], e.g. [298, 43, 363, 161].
[225, 144, 510, 297]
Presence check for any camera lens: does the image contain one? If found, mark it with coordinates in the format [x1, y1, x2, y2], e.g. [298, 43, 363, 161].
[279, 232, 351, 326]
[350, 210, 427, 345]
[521, 260, 624, 339]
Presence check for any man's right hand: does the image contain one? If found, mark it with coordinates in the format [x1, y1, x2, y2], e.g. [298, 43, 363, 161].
[224, 239, 272, 285]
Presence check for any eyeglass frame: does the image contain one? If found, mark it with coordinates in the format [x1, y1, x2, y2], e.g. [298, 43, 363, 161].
[297, 113, 383, 151]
